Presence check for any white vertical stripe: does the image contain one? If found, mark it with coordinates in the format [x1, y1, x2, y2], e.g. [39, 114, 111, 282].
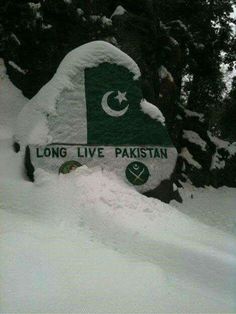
[48, 70, 87, 144]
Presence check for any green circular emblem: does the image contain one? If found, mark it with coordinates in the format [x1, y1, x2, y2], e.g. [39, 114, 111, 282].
[59, 160, 82, 174]
[125, 161, 150, 186]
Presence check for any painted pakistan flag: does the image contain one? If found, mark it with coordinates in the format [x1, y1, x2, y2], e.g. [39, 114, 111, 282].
[85, 63, 172, 146]
[17, 41, 177, 194]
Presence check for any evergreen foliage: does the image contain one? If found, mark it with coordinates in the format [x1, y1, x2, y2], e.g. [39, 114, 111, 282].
[0, 0, 114, 97]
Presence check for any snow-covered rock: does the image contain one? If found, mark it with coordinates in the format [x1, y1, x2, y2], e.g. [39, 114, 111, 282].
[15, 41, 177, 196]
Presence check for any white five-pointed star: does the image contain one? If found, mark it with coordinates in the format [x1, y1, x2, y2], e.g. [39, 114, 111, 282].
[115, 91, 127, 104]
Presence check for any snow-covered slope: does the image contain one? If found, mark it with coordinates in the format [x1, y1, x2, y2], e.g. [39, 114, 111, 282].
[1, 59, 236, 313]
[172, 182, 236, 235]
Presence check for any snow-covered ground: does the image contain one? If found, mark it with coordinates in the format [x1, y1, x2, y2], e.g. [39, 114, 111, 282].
[1, 60, 236, 313]
[171, 183, 236, 236]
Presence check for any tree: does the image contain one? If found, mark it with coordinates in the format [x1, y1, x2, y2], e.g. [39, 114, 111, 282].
[0, 0, 114, 97]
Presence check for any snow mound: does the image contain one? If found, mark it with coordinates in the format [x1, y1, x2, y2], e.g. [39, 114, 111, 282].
[1, 159, 236, 313]
[32, 167, 236, 259]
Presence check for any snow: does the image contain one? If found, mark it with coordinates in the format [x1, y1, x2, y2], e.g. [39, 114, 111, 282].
[90, 15, 100, 22]
[89, 15, 112, 26]
[179, 147, 202, 169]
[171, 183, 236, 236]
[1, 59, 236, 313]
[228, 144, 236, 156]
[183, 130, 207, 151]
[28, 2, 42, 20]
[184, 109, 205, 122]
[231, 6, 236, 35]
[28, 2, 41, 11]
[221, 8, 236, 92]
[221, 59, 236, 92]
[208, 132, 236, 169]
[140, 99, 165, 125]
[42, 23, 52, 30]
[1, 146, 236, 313]
[174, 19, 188, 32]
[211, 150, 226, 170]
[196, 43, 205, 50]
[0, 59, 27, 140]
[77, 8, 84, 16]
[169, 36, 179, 47]
[101, 16, 112, 27]
[111, 5, 127, 18]
[208, 131, 236, 153]
[8, 60, 27, 74]
[181, 74, 193, 104]
[11, 33, 21, 45]
[158, 65, 174, 82]
[52, 41, 140, 80]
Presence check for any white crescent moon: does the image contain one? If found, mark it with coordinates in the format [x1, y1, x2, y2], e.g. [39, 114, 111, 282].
[101, 91, 129, 117]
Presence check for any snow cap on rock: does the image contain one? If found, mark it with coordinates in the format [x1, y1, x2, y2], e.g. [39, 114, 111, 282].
[15, 41, 171, 147]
